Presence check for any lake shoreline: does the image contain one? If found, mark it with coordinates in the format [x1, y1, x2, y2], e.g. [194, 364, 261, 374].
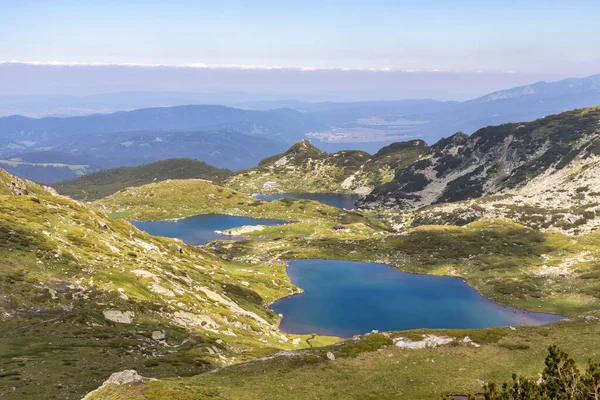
[270, 258, 564, 338]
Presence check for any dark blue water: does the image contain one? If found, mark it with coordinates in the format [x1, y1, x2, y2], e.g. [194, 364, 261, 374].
[131, 214, 286, 245]
[254, 193, 359, 209]
[271, 259, 563, 337]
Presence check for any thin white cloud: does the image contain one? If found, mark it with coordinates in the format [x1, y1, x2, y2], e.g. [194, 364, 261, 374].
[0, 60, 515, 74]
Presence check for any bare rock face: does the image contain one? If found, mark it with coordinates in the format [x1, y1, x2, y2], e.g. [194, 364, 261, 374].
[82, 370, 156, 399]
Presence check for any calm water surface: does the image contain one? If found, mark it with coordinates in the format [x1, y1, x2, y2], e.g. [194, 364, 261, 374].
[271, 259, 563, 337]
[254, 193, 359, 209]
[131, 214, 286, 245]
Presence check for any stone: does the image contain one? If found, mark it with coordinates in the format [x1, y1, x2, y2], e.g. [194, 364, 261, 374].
[292, 338, 302, 345]
[393, 335, 453, 349]
[151, 330, 166, 341]
[326, 352, 336, 361]
[103, 310, 134, 324]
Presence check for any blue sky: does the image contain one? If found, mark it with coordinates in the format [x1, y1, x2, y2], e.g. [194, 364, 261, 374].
[1, 1, 599, 98]
[2, 0, 599, 73]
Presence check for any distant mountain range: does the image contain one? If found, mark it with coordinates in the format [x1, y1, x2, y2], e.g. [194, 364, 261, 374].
[269, 74, 600, 150]
[0, 104, 324, 144]
[1, 73, 600, 183]
[0, 105, 324, 180]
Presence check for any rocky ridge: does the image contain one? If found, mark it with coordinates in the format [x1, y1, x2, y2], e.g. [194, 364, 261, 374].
[226, 139, 427, 195]
[364, 107, 600, 227]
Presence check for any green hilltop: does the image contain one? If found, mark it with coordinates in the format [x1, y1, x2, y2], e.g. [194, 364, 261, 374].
[93, 178, 371, 228]
[226, 139, 427, 195]
[53, 158, 233, 201]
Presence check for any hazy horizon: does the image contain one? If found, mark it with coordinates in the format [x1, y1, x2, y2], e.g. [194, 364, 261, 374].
[3, 1, 600, 101]
[0, 61, 585, 101]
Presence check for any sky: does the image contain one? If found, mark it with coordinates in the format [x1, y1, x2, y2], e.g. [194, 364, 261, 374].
[1, 0, 599, 99]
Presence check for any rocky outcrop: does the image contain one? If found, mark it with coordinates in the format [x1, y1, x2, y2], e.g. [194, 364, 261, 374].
[393, 335, 453, 349]
[226, 139, 427, 195]
[82, 370, 156, 399]
[364, 107, 600, 210]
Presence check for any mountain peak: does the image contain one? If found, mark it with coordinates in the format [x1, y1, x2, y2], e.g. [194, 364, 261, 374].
[285, 139, 324, 156]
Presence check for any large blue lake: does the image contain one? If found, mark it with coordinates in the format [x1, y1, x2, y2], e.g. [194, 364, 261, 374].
[131, 214, 286, 245]
[271, 259, 563, 338]
[254, 193, 359, 210]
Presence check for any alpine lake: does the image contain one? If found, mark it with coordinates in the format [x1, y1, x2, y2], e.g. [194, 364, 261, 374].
[132, 196, 562, 338]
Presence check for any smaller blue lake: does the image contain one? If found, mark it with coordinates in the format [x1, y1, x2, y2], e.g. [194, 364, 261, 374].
[271, 259, 563, 338]
[131, 214, 286, 245]
[254, 193, 359, 210]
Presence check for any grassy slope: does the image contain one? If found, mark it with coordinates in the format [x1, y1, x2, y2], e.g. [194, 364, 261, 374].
[226, 139, 428, 195]
[0, 170, 345, 399]
[90, 175, 600, 398]
[88, 319, 600, 400]
[53, 158, 233, 201]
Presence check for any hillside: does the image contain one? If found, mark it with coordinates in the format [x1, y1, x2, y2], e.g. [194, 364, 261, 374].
[0, 167, 330, 399]
[0, 151, 107, 183]
[83, 215, 600, 399]
[5, 106, 600, 400]
[4, 129, 287, 171]
[364, 107, 600, 223]
[0, 167, 50, 196]
[227, 139, 428, 195]
[53, 158, 233, 201]
[86, 319, 600, 400]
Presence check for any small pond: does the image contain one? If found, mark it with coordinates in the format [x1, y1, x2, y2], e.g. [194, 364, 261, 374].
[254, 193, 359, 209]
[270, 259, 563, 338]
[131, 214, 286, 245]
